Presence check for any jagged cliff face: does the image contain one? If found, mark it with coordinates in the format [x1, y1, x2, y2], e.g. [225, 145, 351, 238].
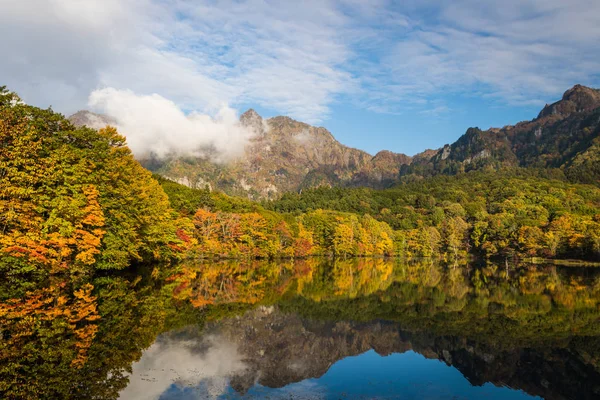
[70, 108, 413, 199]
[404, 85, 600, 182]
[151, 306, 600, 399]
[153, 110, 417, 198]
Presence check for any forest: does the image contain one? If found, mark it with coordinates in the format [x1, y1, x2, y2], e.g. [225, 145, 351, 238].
[158, 170, 600, 262]
[2, 84, 600, 301]
[1, 86, 600, 398]
[266, 171, 600, 261]
[0, 87, 195, 300]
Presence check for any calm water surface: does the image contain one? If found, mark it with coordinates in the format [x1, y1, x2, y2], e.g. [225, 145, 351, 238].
[4, 259, 600, 399]
[117, 259, 599, 400]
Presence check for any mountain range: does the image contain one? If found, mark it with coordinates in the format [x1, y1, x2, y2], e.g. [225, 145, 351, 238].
[69, 84, 600, 199]
[403, 84, 600, 184]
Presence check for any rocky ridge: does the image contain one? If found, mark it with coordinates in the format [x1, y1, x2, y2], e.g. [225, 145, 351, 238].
[403, 84, 600, 183]
[70, 108, 415, 199]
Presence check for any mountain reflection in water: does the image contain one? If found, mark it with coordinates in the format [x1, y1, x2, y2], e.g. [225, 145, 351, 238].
[119, 259, 600, 400]
[122, 307, 543, 400]
[3, 259, 600, 399]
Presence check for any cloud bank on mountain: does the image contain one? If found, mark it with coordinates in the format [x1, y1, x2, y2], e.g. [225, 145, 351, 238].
[89, 88, 255, 162]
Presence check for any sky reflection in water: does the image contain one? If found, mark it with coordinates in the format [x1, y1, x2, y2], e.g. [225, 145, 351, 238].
[122, 319, 540, 400]
[144, 347, 538, 400]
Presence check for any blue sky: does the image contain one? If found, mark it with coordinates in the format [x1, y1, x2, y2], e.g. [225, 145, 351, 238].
[2, 0, 600, 156]
[252, 93, 541, 155]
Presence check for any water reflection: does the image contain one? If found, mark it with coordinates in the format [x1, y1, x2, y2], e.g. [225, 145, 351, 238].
[125, 259, 600, 400]
[120, 334, 247, 400]
[123, 306, 547, 399]
[2, 259, 600, 399]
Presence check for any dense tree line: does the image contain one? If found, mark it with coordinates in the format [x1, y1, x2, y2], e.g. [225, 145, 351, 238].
[158, 179, 400, 259]
[158, 169, 600, 261]
[266, 170, 600, 261]
[0, 87, 193, 299]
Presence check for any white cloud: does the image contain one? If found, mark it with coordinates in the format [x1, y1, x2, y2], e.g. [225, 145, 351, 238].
[1, 0, 599, 127]
[89, 88, 255, 161]
[362, 0, 600, 111]
[0, 0, 357, 123]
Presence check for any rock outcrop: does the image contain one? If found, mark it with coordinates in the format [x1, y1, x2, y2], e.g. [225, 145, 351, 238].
[403, 84, 600, 183]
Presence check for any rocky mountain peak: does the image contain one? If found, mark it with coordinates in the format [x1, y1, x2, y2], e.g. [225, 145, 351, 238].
[240, 108, 262, 123]
[240, 108, 267, 136]
[537, 84, 600, 119]
[562, 83, 597, 99]
[455, 127, 485, 147]
[267, 115, 306, 129]
[372, 150, 412, 165]
[68, 110, 116, 129]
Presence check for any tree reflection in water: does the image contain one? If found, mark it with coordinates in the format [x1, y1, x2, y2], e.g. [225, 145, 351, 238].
[2, 259, 599, 399]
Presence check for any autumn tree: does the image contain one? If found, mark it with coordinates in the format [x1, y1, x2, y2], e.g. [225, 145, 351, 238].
[0, 87, 188, 296]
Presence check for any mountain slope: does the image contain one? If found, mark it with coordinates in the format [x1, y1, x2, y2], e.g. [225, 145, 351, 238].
[155, 110, 418, 198]
[68, 110, 116, 130]
[69, 84, 600, 198]
[403, 84, 600, 183]
[71, 108, 414, 199]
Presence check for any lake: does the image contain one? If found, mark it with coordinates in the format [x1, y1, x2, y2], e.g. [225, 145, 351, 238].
[3, 258, 600, 399]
